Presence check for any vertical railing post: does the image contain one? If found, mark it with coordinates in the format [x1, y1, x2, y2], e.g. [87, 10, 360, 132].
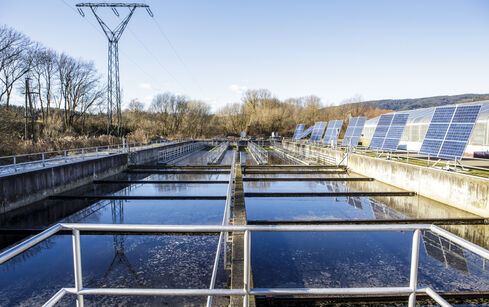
[13, 156, 17, 172]
[81, 148, 85, 161]
[42, 153, 45, 167]
[64, 150, 67, 163]
[72, 229, 84, 307]
[408, 229, 421, 307]
[243, 230, 251, 307]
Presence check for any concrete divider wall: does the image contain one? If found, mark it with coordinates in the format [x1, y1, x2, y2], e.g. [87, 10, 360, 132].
[0, 154, 127, 214]
[0, 142, 194, 214]
[283, 140, 489, 217]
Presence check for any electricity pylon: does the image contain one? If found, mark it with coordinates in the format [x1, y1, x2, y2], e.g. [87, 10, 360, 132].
[76, 3, 153, 136]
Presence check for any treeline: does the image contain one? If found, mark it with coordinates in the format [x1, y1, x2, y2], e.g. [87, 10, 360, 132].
[123, 89, 387, 143]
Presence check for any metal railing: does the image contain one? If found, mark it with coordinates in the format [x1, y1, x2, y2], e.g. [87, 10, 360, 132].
[248, 142, 268, 165]
[157, 142, 206, 164]
[276, 141, 338, 166]
[1, 223, 487, 307]
[206, 151, 236, 306]
[207, 142, 229, 164]
[0, 140, 173, 176]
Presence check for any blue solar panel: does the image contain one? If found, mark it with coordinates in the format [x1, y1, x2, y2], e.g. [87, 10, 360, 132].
[310, 121, 327, 142]
[369, 137, 384, 149]
[378, 114, 394, 126]
[292, 124, 305, 139]
[438, 141, 467, 159]
[419, 104, 481, 159]
[372, 126, 389, 138]
[295, 125, 314, 139]
[419, 139, 443, 156]
[445, 124, 473, 141]
[452, 105, 481, 123]
[424, 123, 449, 140]
[322, 120, 343, 145]
[381, 113, 409, 151]
[431, 107, 456, 123]
[341, 117, 366, 147]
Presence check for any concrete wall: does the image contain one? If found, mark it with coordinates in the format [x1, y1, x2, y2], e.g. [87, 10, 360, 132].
[282, 140, 489, 217]
[0, 142, 189, 214]
[0, 154, 127, 214]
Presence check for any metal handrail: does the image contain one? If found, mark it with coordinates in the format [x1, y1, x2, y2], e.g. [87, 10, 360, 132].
[207, 142, 229, 164]
[0, 140, 174, 175]
[2, 223, 488, 307]
[157, 142, 206, 164]
[206, 150, 236, 306]
[248, 142, 268, 164]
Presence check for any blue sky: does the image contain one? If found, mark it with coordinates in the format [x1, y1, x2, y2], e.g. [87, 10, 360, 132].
[2, 0, 489, 111]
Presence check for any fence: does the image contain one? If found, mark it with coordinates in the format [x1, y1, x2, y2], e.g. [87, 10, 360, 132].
[248, 142, 268, 164]
[1, 222, 486, 307]
[207, 142, 229, 164]
[157, 142, 206, 163]
[0, 140, 172, 176]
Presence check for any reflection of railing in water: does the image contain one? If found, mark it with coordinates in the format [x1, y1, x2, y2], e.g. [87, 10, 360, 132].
[158, 142, 205, 164]
[2, 223, 488, 307]
[248, 142, 268, 165]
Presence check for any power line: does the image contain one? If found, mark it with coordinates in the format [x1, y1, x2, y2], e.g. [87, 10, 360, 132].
[142, 0, 207, 98]
[127, 27, 189, 94]
[151, 16, 206, 95]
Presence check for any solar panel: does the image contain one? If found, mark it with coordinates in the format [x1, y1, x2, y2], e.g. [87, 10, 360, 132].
[381, 113, 409, 151]
[419, 105, 482, 159]
[310, 121, 327, 142]
[292, 124, 305, 139]
[322, 120, 343, 145]
[341, 117, 366, 147]
[295, 125, 314, 139]
[367, 113, 409, 151]
[368, 114, 393, 150]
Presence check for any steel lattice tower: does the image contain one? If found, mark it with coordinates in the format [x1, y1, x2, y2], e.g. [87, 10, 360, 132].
[76, 3, 153, 136]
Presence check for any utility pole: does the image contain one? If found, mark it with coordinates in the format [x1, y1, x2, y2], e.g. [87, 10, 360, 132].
[75, 3, 153, 136]
[24, 77, 36, 142]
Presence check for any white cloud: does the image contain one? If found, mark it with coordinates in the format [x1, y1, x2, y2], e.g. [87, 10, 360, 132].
[229, 84, 248, 94]
[139, 83, 152, 90]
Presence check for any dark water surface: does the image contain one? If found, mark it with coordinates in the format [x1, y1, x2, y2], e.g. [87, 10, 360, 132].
[1, 150, 489, 306]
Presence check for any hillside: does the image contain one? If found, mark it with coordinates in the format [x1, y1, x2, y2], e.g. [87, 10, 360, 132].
[361, 94, 489, 111]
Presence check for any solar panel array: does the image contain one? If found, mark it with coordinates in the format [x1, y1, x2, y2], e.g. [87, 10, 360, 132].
[368, 113, 409, 151]
[292, 124, 305, 139]
[322, 120, 343, 145]
[310, 121, 327, 142]
[295, 125, 314, 140]
[419, 105, 481, 159]
[341, 117, 366, 147]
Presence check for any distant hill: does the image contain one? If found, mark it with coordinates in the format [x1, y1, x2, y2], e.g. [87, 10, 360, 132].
[361, 94, 489, 111]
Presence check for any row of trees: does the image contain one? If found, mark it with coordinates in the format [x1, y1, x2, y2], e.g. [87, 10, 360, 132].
[0, 25, 105, 137]
[122, 89, 384, 143]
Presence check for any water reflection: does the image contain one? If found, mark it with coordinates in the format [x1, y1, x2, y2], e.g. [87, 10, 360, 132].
[98, 200, 144, 287]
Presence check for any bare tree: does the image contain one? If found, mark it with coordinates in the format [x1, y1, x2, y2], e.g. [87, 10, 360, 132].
[57, 53, 104, 129]
[0, 26, 31, 107]
[29, 46, 57, 122]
